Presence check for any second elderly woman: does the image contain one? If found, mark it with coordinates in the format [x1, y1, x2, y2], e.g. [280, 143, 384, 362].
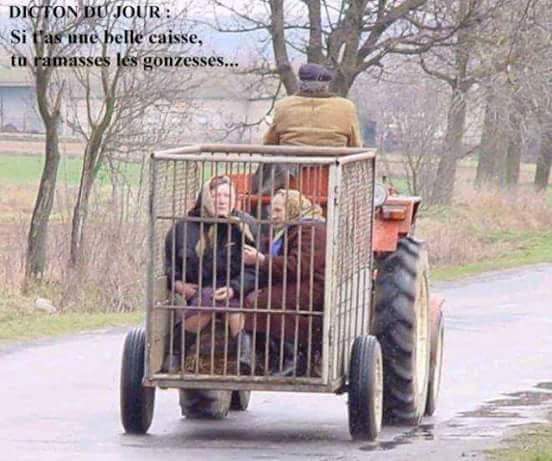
[242, 189, 326, 376]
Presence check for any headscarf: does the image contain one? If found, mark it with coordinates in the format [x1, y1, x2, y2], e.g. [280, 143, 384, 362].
[189, 175, 254, 256]
[270, 189, 325, 248]
[189, 175, 236, 218]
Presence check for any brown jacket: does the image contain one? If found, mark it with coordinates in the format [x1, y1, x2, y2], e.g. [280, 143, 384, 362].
[251, 93, 363, 194]
[263, 94, 363, 148]
[243, 220, 327, 346]
[259, 220, 326, 308]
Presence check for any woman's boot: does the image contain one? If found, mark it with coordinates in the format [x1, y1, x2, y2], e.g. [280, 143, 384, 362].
[236, 331, 253, 374]
[272, 341, 303, 377]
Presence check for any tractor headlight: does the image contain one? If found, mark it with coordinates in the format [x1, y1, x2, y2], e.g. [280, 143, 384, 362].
[374, 183, 388, 208]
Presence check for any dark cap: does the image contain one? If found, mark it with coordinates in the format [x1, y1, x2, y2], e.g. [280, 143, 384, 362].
[298, 63, 334, 82]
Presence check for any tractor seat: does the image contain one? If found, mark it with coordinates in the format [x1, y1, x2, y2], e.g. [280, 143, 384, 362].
[228, 167, 329, 214]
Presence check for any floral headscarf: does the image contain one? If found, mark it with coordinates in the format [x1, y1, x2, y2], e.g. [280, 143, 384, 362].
[270, 189, 324, 248]
[190, 175, 254, 256]
[272, 189, 325, 222]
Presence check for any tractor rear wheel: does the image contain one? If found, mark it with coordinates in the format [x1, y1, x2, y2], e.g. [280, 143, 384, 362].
[373, 236, 431, 425]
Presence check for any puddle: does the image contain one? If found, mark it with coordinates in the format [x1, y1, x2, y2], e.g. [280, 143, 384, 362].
[536, 382, 552, 391]
[359, 424, 434, 452]
[359, 382, 552, 452]
[459, 386, 552, 420]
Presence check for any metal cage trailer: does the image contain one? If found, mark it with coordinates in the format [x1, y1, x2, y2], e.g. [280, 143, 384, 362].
[120, 144, 445, 441]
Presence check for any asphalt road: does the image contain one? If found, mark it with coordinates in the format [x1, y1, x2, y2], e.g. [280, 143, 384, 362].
[2, 264, 552, 461]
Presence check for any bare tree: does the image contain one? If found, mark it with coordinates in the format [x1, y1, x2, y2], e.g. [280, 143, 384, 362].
[419, 0, 533, 204]
[0, 0, 86, 282]
[65, 0, 196, 265]
[520, 1, 552, 190]
[208, 0, 468, 97]
[475, 0, 542, 189]
[352, 66, 447, 200]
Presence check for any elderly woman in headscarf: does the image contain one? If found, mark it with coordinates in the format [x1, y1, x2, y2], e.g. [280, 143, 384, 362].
[164, 175, 258, 371]
[242, 189, 326, 376]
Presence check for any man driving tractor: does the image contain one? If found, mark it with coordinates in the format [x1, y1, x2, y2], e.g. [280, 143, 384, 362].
[252, 63, 364, 195]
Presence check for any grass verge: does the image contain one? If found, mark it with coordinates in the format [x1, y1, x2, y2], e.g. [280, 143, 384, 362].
[0, 311, 144, 344]
[488, 423, 552, 461]
[0, 289, 144, 344]
[431, 231, 552, 281]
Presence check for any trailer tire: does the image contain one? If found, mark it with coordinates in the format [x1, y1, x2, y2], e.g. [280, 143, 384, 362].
[373, 236, 431, 425]
[179, 389, 232, 419]
[348, 336, 383, 441]
[120, 327, 155, 434]
[230, 390, 251, 411]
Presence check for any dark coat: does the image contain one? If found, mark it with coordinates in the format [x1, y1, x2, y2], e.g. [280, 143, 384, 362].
[164, 211, 259, 296]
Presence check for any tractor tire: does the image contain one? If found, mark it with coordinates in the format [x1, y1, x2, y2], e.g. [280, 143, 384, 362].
[179, 389, 232, 419]
[230, 390, 251, 411]
[348, 336, 383, 441]
[373, 236, 431, 425]
[120, 327, 155, 434]
[425, 311, 444, 416]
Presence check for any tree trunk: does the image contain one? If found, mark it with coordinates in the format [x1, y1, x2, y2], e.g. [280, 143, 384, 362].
[430, 87, 467, 205]
[270, 0, 298, 95]
[535, 130, 552, 191]
[504, 112, 522, 188]
[331, 71, 354, 97]
[69, 124, 108, 266]
[25, 121, 60, 281]
[69, 160, 96, 266]
[475, 93, 500, 185]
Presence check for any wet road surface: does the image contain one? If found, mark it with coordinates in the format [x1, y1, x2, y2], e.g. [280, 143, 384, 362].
[1, 264, 551, 460]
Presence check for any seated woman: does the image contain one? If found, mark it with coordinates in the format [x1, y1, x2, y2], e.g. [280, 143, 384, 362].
[242, 189, 326, 376]
[164, 175, 258, 371]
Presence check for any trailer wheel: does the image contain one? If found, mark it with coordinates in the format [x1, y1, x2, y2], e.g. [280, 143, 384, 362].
[230, 390, 251, 411]
[425, 311, 444, 416]
[348, 336, 383, 441]
[179, 389, 232, 419]
[120, 327, 155, 434]
[373, 236, 431, 425]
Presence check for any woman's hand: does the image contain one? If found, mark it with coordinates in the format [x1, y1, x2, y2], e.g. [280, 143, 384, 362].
[243, 244, 266, 266]
[175, 281, 198, 300]
[214, 286, 234, 301]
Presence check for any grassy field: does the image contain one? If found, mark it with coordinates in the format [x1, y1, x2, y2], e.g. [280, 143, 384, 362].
[0, 154, 143, 186]
[432, 231, 552, 281]
[488, 422, 552, 461]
